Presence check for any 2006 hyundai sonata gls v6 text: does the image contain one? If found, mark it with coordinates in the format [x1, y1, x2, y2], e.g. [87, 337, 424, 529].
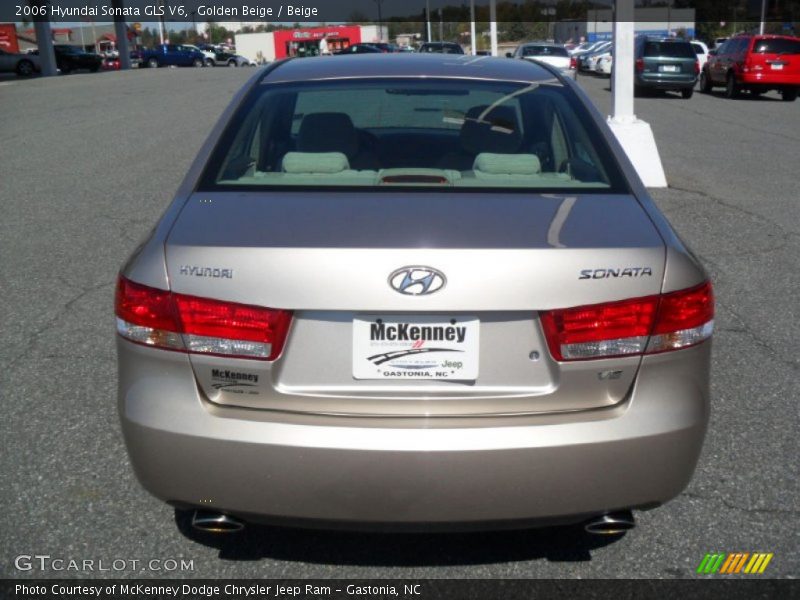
[116, 54, 713, 535]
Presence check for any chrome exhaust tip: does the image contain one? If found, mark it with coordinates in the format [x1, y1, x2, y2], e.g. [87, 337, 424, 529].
[584, 510, 635, 535]
[191, 510, 244, 533]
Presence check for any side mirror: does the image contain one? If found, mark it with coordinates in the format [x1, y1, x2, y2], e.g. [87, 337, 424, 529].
[505, 52, 513, 58]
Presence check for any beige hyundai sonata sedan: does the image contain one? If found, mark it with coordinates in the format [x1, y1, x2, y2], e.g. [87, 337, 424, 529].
[116, 54, 713, 535]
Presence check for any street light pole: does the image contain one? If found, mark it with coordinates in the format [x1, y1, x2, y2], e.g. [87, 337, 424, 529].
[469, 0, 476, 55]
[759, 0, 767, 35]
[426, 0, 431, 43]
[373, 0, 384, 42]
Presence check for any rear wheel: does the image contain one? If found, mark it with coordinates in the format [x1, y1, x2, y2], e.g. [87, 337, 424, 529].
[228, 60, 238, 67]
[147, 57, 159, 68]
[193, 58, 203, 68]
[204, 58, 214, 67]
[725, 73, 740, 99]
[782, 87, 798, 102]
[681, 87, 694, 99]
[699, 70, 712, 93]
[16, 59, 34, 77]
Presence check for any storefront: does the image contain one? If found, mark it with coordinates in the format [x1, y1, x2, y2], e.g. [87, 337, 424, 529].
[235, 24, 383, 63]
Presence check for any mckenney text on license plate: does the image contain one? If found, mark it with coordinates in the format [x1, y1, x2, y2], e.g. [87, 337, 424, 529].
[352, 316, 479, 380]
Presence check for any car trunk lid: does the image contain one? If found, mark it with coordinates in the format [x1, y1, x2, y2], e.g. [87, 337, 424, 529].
[165, 191, 666, 416]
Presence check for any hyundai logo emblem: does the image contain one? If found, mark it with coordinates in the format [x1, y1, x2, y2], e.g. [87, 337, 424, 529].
[388, 267, 446, 296]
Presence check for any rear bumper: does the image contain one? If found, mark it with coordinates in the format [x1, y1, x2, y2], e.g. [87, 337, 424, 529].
[118, 339, 710, 528]
[739, 72, 800, 86]
[635, 74, 697, 90]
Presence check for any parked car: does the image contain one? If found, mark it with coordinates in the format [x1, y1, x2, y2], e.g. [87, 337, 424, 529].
[207, 52, 257, 67]
[116, 54, 714, 536]
[334, 43, 383, 55]
[700, 34, 800, 101]
[370, 43, 400, 53]
[596, 53, 613, 76]
[418, 42, 464, 54]
[713, 37, 729, 50]
[183, 44, 217, 67]
[579, 42, 613, 72]
[101, 56, 121, 71]
[508, 43, 576, 79]
[634, 37, 698, 98]
[50, 45, 102, 74]
[0, 47, 40, 76]
[690, 40, 710, 73]
[134, 44, 206, 68]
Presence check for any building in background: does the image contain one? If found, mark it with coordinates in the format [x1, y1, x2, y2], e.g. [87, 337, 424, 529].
[554, 7, 696, 44]
[235, 24, 386, 63]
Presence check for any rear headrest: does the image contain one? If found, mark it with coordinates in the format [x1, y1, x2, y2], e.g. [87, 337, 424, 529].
[282, 152, 350, 174]
[297, 112, 359, 159]
[460, 105, 522, 155]
[473, 153, 541, 175]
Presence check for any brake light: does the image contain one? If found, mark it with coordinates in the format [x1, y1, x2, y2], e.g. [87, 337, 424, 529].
[635, 58, 645, 72]
[569, 56, 577, 69]
[695, 59, 700, 74]
[540, 281, 714, 361]
[115, 276, 292, 360]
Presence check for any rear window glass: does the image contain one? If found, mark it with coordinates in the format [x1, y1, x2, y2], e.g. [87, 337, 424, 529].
[691, 43, 706, 55]
[752, 38, 800, 54]
[201, 78, 628, 193]
[522, 46, 569, 57]
[644, 41, 696, 58]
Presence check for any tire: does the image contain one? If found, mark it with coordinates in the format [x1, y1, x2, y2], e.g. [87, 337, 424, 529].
[228, 60, 238, 67]
[192, 58, 203, 68]
[147, 57, 159, 69]
[205, 59, 214, 67]
[725, 73, 740, 99]
[699, 70, 712, 93]
[782, 87, 798, 102]
[681, 87, 694, 99]
[16, 59, 34, 77]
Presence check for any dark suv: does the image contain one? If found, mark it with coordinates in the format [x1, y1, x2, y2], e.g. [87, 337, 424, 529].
[418, 42, 464, 55]
[700, 34, 800, 101]
[634, 37, 698, 98]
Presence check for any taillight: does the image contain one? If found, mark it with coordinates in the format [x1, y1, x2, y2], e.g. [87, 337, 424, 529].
[569, 56, 577, 69]
[540, 281, 714, 361]
[115, 276, 292, 360]
[635, 58, 645, 72]
[695, 59, 700, 74]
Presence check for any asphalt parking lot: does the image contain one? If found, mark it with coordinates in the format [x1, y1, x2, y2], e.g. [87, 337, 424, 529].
[1, 66, 798, 579]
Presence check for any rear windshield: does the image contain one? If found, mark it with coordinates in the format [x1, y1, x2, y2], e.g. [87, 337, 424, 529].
[644, 41, 696, 58]
[522, 46, 569, 57]
[752, 38, 800, 54]
[200, 78, 627, 193]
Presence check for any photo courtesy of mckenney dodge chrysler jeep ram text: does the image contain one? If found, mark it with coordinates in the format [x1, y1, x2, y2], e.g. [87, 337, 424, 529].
[115, 54, 714, 536]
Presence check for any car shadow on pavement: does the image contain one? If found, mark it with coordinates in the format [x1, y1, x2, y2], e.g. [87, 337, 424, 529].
[174, 510, 623, 566]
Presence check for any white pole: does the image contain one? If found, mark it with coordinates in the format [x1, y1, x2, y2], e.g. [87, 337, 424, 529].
[489, 0, 497, 57]
[470, 0, 476, 55]
[611, 0, 635, 123]
[426, 0, 431, 43]
[759, 0, 767, 35]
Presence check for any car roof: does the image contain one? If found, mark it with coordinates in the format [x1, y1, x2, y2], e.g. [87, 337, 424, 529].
[262, 53, 560, 84]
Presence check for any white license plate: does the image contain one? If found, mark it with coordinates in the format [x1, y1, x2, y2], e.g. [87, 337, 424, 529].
[771, 63, 784, 70]
[352, 315, 479, 380]
[660, 65, 679, 72]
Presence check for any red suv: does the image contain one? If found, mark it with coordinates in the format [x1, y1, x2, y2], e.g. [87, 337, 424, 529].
[699, 34, 800, 101]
